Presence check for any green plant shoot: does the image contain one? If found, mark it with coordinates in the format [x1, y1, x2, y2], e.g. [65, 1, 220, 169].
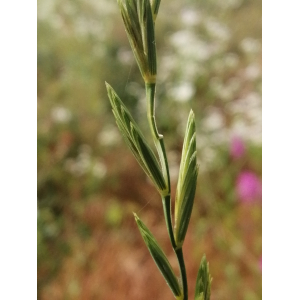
[105, 0, 212, 299]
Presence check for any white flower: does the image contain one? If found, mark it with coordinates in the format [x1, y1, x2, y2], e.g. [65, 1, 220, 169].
[203, 108, 224, 131]
[51, 106, 72, 123]
[98, 126, 121, 147]
[170, 30, 211, 61]
[180, 9, 201, 26]
[240, 38, 260, 54]
[244, 64, 261, 80]
[205, 19, 230, 42]
[117, 48, 134, 65]
[169, 82, 195, 103]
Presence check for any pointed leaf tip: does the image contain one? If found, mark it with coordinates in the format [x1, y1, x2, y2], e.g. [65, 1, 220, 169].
[105, 84, 166, 195]
[134, 215, 182, 298]
[133, 212, 138, 221]
[174, 111, 198, 247]
[194, 254, 212, 300]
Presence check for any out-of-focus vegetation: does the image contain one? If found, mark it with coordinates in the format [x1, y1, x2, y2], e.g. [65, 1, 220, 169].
[37, 0, 261, 299]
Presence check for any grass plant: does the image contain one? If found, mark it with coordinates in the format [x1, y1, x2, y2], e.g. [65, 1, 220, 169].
[105, 1, 212, 299]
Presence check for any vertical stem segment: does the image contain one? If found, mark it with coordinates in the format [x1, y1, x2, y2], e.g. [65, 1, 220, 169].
[162, 195, 176, 249]
[175, 247, 188, 300]
[145, 83, 170, 193]
[162, 196, 188, 300]
[147, 81, 188, 299]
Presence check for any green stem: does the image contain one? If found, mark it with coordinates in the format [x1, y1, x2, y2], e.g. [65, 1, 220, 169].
[162, 195, 176, 249]
[162, 196, 188, 299]
[145, 82, 170, 193]
[145, 83, 188, 299]
[175, 247, 188, 300]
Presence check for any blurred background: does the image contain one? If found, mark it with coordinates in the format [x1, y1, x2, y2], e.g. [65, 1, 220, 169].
[37, 0, 261, 299]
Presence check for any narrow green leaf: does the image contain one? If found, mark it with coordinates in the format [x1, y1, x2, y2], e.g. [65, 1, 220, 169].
[150, 0, 161, 18]
[118, 0, 147, 78]
[144, 0, 157, 77]
[137, 0, 146, 46]
[117, 0, 156, 83]
[175, 166, 198, 247]
[194, 255, 212, 300]
[174, 110, 198, 247]
[105, 82, 167, 195]
[134, 213, 182, 298]
[106, 83, 143, 138]
[112, 112, 152, 180]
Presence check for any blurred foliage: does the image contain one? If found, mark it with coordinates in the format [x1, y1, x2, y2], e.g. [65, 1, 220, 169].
[37, 0, 261, 299]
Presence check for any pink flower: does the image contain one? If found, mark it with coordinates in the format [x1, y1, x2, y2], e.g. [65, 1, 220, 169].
[230, 136, 245, 159]
[236, 171, 262, 203]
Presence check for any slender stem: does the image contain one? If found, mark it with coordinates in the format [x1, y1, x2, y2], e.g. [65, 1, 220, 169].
[145, 80, 188, 299]
[162, 196, 188, 299]
[175, 247, 188, 300]
[162, 195, 176, 249]
[145, 82, 170, 193]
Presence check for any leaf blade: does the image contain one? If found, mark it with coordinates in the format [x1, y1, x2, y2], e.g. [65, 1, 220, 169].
[194, 255, 212, 300]
[134, 213, 182, 298]
[106, 82, 167, 195]
[174, 110, 198, 248]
